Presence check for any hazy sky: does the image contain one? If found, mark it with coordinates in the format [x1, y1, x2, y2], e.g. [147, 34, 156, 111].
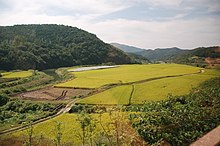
[0, 0, 220, 49]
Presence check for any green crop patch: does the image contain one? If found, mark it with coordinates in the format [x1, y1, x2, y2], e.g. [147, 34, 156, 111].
[55, 64, 202, 88]
[131, 71, 217, 104]
[77, 69, 219, 105]
[78, 85, 133, 104]
[1, 71, 33, 78]
[55, 77, 120, 88]
[9, 112, 131, 145]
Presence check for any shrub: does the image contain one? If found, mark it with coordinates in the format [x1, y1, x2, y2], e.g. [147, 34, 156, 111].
[128, 78, 220, 146]
[0, 94, 9, 106]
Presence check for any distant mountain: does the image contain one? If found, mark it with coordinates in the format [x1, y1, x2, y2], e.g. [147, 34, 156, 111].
[0, 24, 132, 70]
[111, 43, 144, 53]
[112, 43, 220, 67]
[126, 53, 151, 64]
[136, 47, 184, 62]
[174, 46, 220, 67]
[111, 43, 184, 62]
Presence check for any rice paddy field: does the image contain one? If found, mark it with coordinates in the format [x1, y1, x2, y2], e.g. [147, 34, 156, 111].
[6, 112, 135, 146]
[55, 64, 201, 88]
[76, 66, 220, 105]
[1, 71, 33, 78]
[79, 85, 133, 105]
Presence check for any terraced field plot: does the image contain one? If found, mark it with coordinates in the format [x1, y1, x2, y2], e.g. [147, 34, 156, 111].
[131, 70, 218, 104]
[55, 64, 201, 88]
[79, 85, 132, 105]
[1, 71, 33, 78]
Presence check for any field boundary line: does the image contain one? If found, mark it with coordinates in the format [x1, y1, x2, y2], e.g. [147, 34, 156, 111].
[128, 85, 135, 105]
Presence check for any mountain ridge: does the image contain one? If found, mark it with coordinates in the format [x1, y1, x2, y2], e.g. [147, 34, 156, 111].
[111, 43, 220, 67]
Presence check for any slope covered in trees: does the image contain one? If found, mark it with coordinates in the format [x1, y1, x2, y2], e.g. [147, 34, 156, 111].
[174, 46, 220, 65]
[112, 43, 220, 66]
[0, 24, 132, 70]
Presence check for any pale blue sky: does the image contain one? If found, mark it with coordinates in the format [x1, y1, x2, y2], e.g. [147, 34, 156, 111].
[0, 0, 219, 49]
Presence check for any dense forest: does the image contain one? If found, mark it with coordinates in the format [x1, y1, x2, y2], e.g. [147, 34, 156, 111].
[0, 24, 132, 70]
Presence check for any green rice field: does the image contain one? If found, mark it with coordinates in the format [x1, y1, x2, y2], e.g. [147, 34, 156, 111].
[78, 69, 220, 104]
[55, 64, 201, 88]
[10, 113, 129, 145]
[79, 85, 133, 105]
[1, 71, 33, 78]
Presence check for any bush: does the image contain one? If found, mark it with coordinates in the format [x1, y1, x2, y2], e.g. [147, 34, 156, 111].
[0, 94, 9, 106]
[128, 78, 220, 146]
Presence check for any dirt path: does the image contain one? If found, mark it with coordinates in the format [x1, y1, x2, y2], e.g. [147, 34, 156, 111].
[0, 98, 79, 136]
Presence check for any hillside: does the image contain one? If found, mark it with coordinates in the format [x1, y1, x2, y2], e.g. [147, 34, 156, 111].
[112, 43, 220, 67]
[0, 24, 132, 70]
[174, 46, 220, 67]
[111, 43, 184, 62]
[137, 47, 184, 62]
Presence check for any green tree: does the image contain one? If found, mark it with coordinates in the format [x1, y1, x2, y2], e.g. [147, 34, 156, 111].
[0, 94, 9, 106]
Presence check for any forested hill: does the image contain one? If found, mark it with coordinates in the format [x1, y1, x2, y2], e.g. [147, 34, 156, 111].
[112, 43, 220, 66]
[0, 24, 132, 70]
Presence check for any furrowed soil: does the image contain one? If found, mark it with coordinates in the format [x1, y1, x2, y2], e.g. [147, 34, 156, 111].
[13, 87, 93, 101]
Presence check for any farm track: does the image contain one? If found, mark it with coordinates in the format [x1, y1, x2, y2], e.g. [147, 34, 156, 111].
[0, 99, 79, 136]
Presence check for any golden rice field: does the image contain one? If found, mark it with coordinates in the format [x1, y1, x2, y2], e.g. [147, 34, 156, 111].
[55, 64, 201, 88]
[79, 85, 133, 105]
[10, 112, 130, 145]
[77, 69, 220, 105]
[1, 70, 33, 78]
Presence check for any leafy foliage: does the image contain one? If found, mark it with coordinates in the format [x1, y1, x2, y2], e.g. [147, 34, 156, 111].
[0, 94, 9, 106]
[0, 99, 60, 131]
[128, 77, 220, 146]
[0, 24, 132, 70]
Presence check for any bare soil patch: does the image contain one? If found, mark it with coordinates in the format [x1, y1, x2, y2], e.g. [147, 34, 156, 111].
[205, 57, 220, 68]
[14, 86, 93, 101]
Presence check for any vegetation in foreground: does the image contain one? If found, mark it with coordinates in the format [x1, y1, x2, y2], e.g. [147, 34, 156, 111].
[127, 77, 220, 146]
[0, 99, 62, 131]
[1, 110, 144, 146]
